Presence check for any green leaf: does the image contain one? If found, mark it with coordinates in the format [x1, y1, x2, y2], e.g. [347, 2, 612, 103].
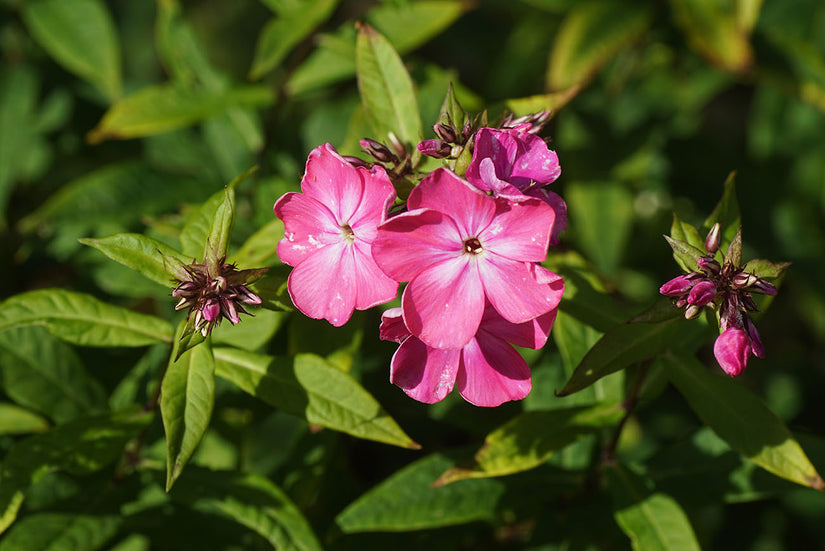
[356, 23, 422, 148]
[670, 0, 753, 73]
[161, 324, 216, 490]
[0, 410, 151, 535]
[435, 404, 623, 485]
[229, 218, 285, 268]
[87, 84, 273, 143]
[736, 0, 764, 32]
[665, 353, 824, 490]
[558, 312, 684, 397]
[211, 309, 289, 352]
[170, 468, 322, 551]
[79, 233, 189, 287]
[0, 289, 173, 347]
[249, 0, 339, 80]
[0, 513, 121, 551]
[0, 403, 49, 436]
[504, 87, 580, 118]
[21, 0, 122, 101]
[704, 171, 740, 245]
[663, 236, 705, 273]
[437, 82, 465, 129]
[670, 214, 706, 271]
[0, 327, 106, 424]
[565, 181, 634, 274]
[550, 259, 625, 332]
[743, 259, 791, 280]
[213, 347, 418, 449]
[606, 464, 701, 551]
[547, 1, 652, 90]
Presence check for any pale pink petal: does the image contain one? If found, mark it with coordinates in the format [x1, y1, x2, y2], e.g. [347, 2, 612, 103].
[481, 197, 553, 262]
[274, 192, 342, 267]
[372, 209, 462, 282]
[481, 305, 558, 349]
[407, 168, 495, 238]
[479, 256, 564, 323]
[301, 143, 365, 223]
[379, 308, 410, 343]
[403, 256, 485, 349]
[531, 264, 565, 286]
[714, 327, 751, 377]
[350, 240, 398, 310]
[390, 337, 460, 404]
[347, 166, 396, 242]
[456, 333, 531, 407]
[286, 241, 356, 327]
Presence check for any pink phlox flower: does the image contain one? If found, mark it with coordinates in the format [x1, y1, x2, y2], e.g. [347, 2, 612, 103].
[380, 303, 558, 407]
[273, 143, 398, 326]
[466, 126, 566, 244]
[372, 168, 564, 349]
[713, 327, 752, 377]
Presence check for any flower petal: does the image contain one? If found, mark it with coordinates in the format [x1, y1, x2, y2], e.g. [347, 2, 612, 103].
[456, 332, 531, 407]
[286, 241, 356, 327]
[403, 256, 485, 349]
[390, 337, 459, 404]
[274, 192, 341, 267]
[713, 327, 751, 377]
[379, 307, 410, 343]
[351, 239, 398, 310]
[481, 197, 553, 262]
[407, 168, 495, 238]
[527, 188, 567, 245]
[481, 303, 558, 349]
[508, 132, 561, 189]
[479, 257, 564, 323]
[301, 143, 368, 223]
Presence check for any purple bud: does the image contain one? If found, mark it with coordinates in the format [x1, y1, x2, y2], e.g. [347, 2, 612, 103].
[745, 316, 765, 358]
[387, 132, 407, 159]
[172, 281, 198, 297]
[203, 299, 221, 322]
[751, 277, 778, 296]
[705, 223, 721, 255]
[687, 280, 717, 306]
[660, 274, 698, 296]
[732, 272, 758, 289]
[342, 156, 371, 169]
[740, 293, 758, 312]
[714, 327, 751, 376]
[433, 123, 458, 143]
[462, 118, 473, 141]
[236, 285, 262, 305]
[697, 257, 721, 275]
[359, 138, 397, 163]
[417, 139, 452, 159]
[685, 305, 702, 319]
[220, 296, 240, 325]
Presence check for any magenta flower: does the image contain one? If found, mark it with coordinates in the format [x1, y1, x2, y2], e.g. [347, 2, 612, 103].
[714, 327, 754, 377]
[274, 143, 398, 326]
[465, 126, 566, 244]
[372, 168, 564, 349]
[380, 304, 558, 406]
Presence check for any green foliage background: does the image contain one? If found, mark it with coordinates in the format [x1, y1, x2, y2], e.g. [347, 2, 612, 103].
[1, 0, 825, 549]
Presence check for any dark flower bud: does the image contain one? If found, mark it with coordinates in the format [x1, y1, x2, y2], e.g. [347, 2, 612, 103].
[341, 156, 371, 169]
[705, 223, 721, 255]
[740, 293, 758, 312]
[433, 123, 458, 144]
[751, 277, 778, 296]
[660, 273, 700, 296]
[387, 132, 407, 159]
[687, 280, 717, 306]
[359, 138, 398, 164]
[697, 256, 721, 275]
[732, 272, 758, 289]
[745, 316, 765, 358]
[462, 117, 473, 141]
[417, 139, 452, 159]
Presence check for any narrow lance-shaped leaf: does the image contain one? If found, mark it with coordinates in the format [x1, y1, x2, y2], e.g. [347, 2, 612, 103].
[0, 403, 50, 436]
[0, 513, 121, 551]
[606, 464, 701, 551]
[435, 403, 623, 485]
[504, 86, 580, 119]
[355, 23, 422, 148]
[664, 235, 705, 273]
[79, 233, 189, 287]
[213, 347, 418, 449]
[0, 289, 173, 347]
[21, 0, 122, 101]
[161, 322, 216, 491]
[229, 218, 285, 268]
[725, 226, 743, 268]
[665, 353, 824, 490]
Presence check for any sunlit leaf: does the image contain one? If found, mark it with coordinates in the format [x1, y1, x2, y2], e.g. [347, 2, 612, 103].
[79, 233, 189, 287]
[504, 86, 580, 118]
[606, 464, 701, 551]
[665, 353, 824, 490]
[0, 403, 50, 436]
[229, 218, 285, 268]
[0, 513, 120, 551]
[213, 347, 418, 449]
[0, 289, 173, 347]
[669, 214, 705, 272]
[21, 0, 122, 101]
[548, 1, 652, 90]
[670, 0, 753, 73]
[162, 323, 216, 490]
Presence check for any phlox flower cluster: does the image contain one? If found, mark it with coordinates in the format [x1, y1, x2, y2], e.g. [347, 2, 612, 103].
[274, 118, 565, 406]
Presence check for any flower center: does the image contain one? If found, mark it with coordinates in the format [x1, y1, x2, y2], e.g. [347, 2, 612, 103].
[339, 223, 355, 242]
[463, 237, 484, 255]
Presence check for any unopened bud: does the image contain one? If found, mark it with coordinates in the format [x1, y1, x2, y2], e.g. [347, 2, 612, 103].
[745, 316, 765, 358]
[705, 223, 721, 255]
[687, 280, 717, 306]
[360, 139, 397, 164]
[387, 132, 407, 159]
[751, 277, 778, 296]
[732, 272, 757, 289]
[341, 155, 371, 169]
[697, 257, 721, 275]
[433, 123, 458, 144]
[685, 305, 702, 319]
[740, 293, 758, 312]
[660, 273, 700, 296]
[417, 139, 452, 159]
[462, 117, 473, 141]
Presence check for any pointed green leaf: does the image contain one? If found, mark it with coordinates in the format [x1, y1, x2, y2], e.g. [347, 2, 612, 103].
[438, 82, 465, 129]
[229, 218, 285, 268]
[0, 289, 173, 347]
[606, 464, 701, 551]
[80, 233, 189, 287]
[0, 513, 120, 551]
[356, 23, 422, 148]
[249, 0, 339, 80]
[21, 0, 122, 101]
[664, 235, 705, 273]
[670, 214, 705, 271]
[665, 353, 824, 490]
[558, 309, 684, 397]
[551, 259, 625, 332]
[0, 327, 106, 424]
[87, 84, 273, 143]
[548, 1, 652, 90]
[504, 86, 580, 118]
[725, 226, 743, 268]
[161, 324, 216, 490]
[171, 468, 322, 551]
[213, 347, 418, 449]
[670, 0, 753, 73]
[0, 403, 50, 436]
[0, 410, 151, 535]
[743, 259, 791, 281]
[704, 172, 740, 244]
[435, 404, 623, 485]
